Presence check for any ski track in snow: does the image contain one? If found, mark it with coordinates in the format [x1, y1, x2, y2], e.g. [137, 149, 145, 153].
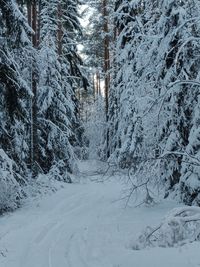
[0, 160, 200, 267]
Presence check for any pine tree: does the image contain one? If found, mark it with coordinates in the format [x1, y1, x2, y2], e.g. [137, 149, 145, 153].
[81, 1, 105, 97]
[108, 0, 200, 204]
[0, 0, 32, 211]
[153, 0, 200, 198]
[36, 0, 87, 178]
[0, 0, 32, 177]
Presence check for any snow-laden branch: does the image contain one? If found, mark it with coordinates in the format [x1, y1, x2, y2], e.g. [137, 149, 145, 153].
[132, 206, 200, 249]
[175, 37, 200, 69]
[167, 80, 200, 88]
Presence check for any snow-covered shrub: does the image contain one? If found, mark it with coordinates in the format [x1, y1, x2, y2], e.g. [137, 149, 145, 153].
[108, 0, 200, 205]
[0, 149, 22, 213]
[132, 207, 200, 249]
[74, 145, 88, 160]
[48, 160, 73, 183]
[83, 95, 106, 159]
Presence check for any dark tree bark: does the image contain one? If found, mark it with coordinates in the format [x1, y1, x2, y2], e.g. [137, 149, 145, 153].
[102, 0, 110, 158]
[31, 0, 39, 176]
[57, 3, 63, 56]
[102, 0, 110, 120]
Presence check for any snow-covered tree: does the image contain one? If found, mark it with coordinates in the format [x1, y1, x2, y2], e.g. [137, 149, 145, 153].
[36, 0, 87, 177]
[0, 0, 32, 178]
[108, 0, 200, 205]
[155, 0, 200, 199]
[0, 0, 33, 211]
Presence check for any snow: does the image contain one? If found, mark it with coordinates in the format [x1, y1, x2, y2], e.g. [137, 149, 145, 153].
[0, 160, 200, 267]
[0, 149, 22, 212]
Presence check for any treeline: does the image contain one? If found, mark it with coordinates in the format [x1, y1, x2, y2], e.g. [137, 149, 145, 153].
[0, 0, 86, 211]
[106, 0, 200, 205]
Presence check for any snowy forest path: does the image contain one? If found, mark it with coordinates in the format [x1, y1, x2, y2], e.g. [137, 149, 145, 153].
[0, 160, 199, 267]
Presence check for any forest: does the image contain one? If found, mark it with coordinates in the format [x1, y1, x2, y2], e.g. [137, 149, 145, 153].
[0, 0, 200, 266]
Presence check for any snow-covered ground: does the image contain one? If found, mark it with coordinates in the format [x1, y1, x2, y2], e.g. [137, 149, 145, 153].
[0, 160, 199, 267]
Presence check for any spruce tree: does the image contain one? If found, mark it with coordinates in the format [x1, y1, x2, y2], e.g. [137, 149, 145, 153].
[0, 0, 32, 178]
[37, 0, 87, 178]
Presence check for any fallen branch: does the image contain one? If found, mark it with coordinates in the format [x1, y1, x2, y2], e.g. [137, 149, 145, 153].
[132, 206, 200, 249]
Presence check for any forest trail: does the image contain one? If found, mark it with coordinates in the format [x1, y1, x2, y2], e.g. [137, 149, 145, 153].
[0, 160, 199, 267]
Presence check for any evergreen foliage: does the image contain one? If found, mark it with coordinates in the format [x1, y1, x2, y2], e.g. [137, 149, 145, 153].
[0, 0, 31, 178]
[1, 0, 200, 212]
[0, 0, 87, 211]
[108, 0, 200, 205]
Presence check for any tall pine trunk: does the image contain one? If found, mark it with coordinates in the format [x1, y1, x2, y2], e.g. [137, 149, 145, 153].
[103, 0, 110, 119]
[57, 3, 63, 56]
[31, 0, 39, 176]
[102, 0, 110, 157]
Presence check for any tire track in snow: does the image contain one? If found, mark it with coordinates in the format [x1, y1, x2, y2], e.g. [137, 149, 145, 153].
[66, 232, 88, 267]
[1, 161, 122, 267]
[19, 190, 100, 267]
[34, 222, 58, 244]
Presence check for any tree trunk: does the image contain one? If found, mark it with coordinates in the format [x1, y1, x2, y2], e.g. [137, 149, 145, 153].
[32, 1, 37, 47]
[102, 0, 110, 158]
[98, 71, 101, 96]
[27, 1, 32, 26]
[103, 0, 110, 120]
[96, 71, 100, 96]
[37, 0, 42, 46]
[31, 0, 39, 176]
[57, 3, 63, 56]
[92, 73, 96, 99]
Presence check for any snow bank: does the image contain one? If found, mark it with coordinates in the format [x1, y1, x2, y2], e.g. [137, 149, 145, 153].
[132, 206, 200, 249]
[0, 149, 73, 213]
[0, 149, 22, 213]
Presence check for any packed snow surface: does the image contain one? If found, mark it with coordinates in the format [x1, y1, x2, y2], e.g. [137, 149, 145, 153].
[0, 160, 199, 267]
